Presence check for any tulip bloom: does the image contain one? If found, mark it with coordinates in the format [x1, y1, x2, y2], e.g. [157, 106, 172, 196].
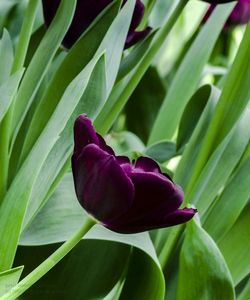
[42, 0, 151, 49]
[204, 0, 250, 27]
[71, 115, 196, 234]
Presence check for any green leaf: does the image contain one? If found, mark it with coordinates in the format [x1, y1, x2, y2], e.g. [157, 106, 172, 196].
[12, 0, 77, 140]
[177, 219, 235, 300]
[97, 0, 136, 95]
[219, 204, 250, 285]
[0, 29, 13, 85]
[94, 0, 190, 135]
[107, 131, 145, 156]
[20, 174, 85, 245]
[0, 54, 104, 271]
[119, 247, 164, 300]
[174, 85, 220, 189]
[19, 0, 120, 165]
[22, 55, 107, 230]
[181, 22, 250, 197]
[187, 108, 250, 213]
[0, 70, 24, 123]
[0, 267, 23, 297]
[238, 278, 250, 300]
[117, 29, 157, 81]
[16, 241, 130, 300]
[145, 141, 176, 163]
[148, 3, 235, 144]
[203, 157, 250, 242]
[125, 67, 166, 143]
[20, 174, 165, 300]
[176, 84, 215, 151]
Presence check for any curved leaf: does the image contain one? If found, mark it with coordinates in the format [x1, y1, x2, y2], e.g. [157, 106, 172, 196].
[219, 204, 250, 285]
[20, 173, 165, 300]
[177, 219, 235, 300]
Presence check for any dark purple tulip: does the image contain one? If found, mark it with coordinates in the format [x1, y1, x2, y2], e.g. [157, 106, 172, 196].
[71, 115, 196, 234]
[42, 0, 151, 49]
[204, 0, 250, 27]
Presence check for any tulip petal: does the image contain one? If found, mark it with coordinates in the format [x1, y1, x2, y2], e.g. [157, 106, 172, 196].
[107, 207, 197, 233]
[135, 156, 161, 173]
[73, 115, 99, 157]
[97, 134, 115, 155]
[161, 208, 198, 227]
[43, 0, 113, 48]
[72, 144, 134, 223]
[106, 171, 184, 232]
[129, 0, 145, 31]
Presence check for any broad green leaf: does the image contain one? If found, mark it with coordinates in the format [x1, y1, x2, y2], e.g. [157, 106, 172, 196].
[176, 84, 214, 151]
[107, 131, 145, 156]
[148, 3, 235, 144]
[0, 29, 13, 84]
[0, 54, 103, 271]
[203, 157, 250, 242]
[93, 0, 189, 136]
[12, 0, 77, 140]
[0, 1, 17, 28]
[174, 85, 220, 188]
[119, 247, 164, 300]
[219, 204, 250, 285]
[238, 278, 250, 300]
[22, 55, 107, 230]
[145, 141, 176, 163]
[177, 219, 235, 300]
[97, 0, 136, 95]
[7, 52, 67, 182]
[19, 0, 121, 165]
[0, 70, 24, 122]
[103, 278, 125, 300]
[205, 22, 250, 151]
[117, 29, 157, 81]
[182, 22, 250, 196]
[24, 26, 46, 67]
[187, 108, 250, 213]
[16, 241, 130, 300]
[21, 174, 85, 244]
[125, 67, 166, 143]
[94, 73, 130, 135]
[20, 174, 165, 300]
[0, 266, 23, 297]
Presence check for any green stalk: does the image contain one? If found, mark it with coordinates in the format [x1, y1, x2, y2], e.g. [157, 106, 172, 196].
[0, 218, 95, 300]
[94, 0, 189, 135]
[0, 0, 39, 202]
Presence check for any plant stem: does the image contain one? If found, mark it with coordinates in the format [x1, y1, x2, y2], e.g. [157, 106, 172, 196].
[0, 0, 39, 202]
[0, 218, 95, 300]
[159, 224, 184, 269]
[94, 0, 189, 135]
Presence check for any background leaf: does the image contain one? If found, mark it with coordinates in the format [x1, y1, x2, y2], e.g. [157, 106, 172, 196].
[0, 267, 23, 297]
[0, 54, 103, 271]
[219, 203, 250, 285]
[148, 3, 235, 144]
[177, 219, 235, 300]
[19, 174, 165, 300]
[125, 66, 166, 143]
